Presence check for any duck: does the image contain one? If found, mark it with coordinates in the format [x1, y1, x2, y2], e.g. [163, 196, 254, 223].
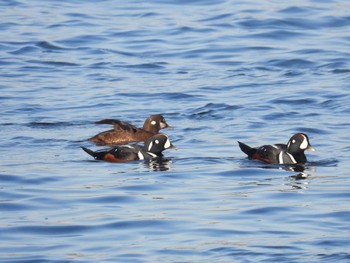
[82, 134, 173, 162]
[238, 133, 315, 164]
[88, 114, 170, 145]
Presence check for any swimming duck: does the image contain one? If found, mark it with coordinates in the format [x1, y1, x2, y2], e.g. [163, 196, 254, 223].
[88, 114, 170, 145]
[82, 134, 173, 162]
[238, 133, 315, 164]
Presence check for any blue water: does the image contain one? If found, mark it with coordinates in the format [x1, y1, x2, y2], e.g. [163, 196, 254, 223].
[1, 0, 350, 262]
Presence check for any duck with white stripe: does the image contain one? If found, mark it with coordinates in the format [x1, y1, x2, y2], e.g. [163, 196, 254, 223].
[238, 133, 315, 164]
[81, 134, 173, 163]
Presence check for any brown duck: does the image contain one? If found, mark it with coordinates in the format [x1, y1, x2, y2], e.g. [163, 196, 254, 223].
[88, 114, 170, 145]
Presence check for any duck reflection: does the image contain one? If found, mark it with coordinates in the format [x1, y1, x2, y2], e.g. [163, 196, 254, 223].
[273, 163, 314, 180]
[283, 164, 310, 180]
[145, 157, 172, 171]
[251, 163, 307, 172]
[290, 172, 309, 180]
[241, 160, 315, 181]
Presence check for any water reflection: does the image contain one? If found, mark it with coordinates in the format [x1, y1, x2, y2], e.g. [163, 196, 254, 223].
[284, 164, 311, 180]
[289, 172, 308, 180]
[238, 158, 339, 188]
[145, 157, 172, 172]
[239, 160, 318, 184]
[240, 162, 308, 172]
[286, 159, 338, 180]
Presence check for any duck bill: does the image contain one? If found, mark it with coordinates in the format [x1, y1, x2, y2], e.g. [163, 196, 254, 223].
[307, 146, 316, 152]
[169, 143, 176, 150]
[165, 142, 176, 150]
[162, 122, 172, 130]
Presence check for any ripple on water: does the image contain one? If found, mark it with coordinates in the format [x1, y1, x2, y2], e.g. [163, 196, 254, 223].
[1, 1, 350, 262]
[1, 224, 90, 236]
[189, 102, 241, 119]
[0, 173, 60, 185]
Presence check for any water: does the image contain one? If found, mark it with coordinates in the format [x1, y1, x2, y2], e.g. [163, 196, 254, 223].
[1, 0, 350, 262]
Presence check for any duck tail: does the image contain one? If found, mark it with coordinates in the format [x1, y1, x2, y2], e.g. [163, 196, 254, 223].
[81, 146, 101, 160]
[237, 141, 256, 157]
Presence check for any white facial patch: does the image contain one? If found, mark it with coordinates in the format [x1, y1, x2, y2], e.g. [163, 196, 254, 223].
[155, 140, 159, 144]
[148, 141, 153, 152]
[151, 120, 156, 125]
[299, 135, 308, 150]
[164, 137, 171, 149]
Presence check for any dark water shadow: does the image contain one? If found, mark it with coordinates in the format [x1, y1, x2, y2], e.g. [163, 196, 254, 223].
[79, 155, 173, 172]
[144, 157, 173, 172]
[239, 158, 338, 181]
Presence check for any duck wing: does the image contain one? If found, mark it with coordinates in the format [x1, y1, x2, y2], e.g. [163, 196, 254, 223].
[95, 119, 139, 133]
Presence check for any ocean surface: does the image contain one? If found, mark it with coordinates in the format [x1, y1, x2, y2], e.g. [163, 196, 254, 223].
[1, 0, 350, 262]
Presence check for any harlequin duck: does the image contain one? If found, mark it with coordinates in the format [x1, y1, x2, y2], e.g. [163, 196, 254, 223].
[82, 134, 173, 162]
[88, 114, 170, 145]
[238, 133, 315, 164]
